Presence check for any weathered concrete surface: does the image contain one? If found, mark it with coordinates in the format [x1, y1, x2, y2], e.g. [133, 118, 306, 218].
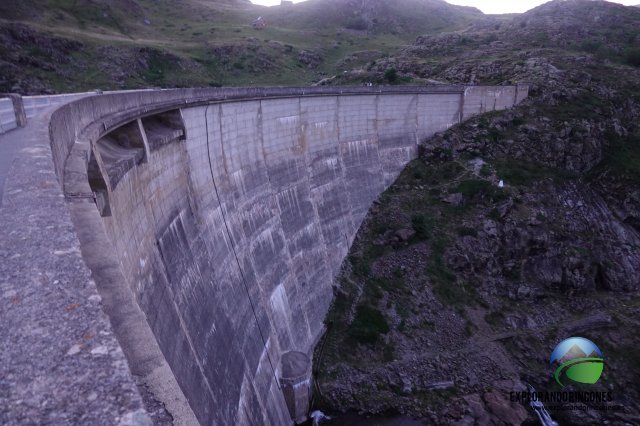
[2, 85, 528, 426]
[280, 351, 312, 424]
[0, 107, 151, 425]
[0, 125, 26, 205]
[0, 96, 19, 134]
[66, 200, 198, 426]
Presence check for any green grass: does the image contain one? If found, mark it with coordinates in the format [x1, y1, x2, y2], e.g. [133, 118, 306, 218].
[626, 49, 640, 67]
[349, 254, 371, 278]
[384, 67, 398, 83]
[325, 276, 359, 324]
[593, 132, 640, 184]
[382, 343, 395, 362]
[485, 310, 505, 328]
[451, 179, 492, 197]
[411, 214, 433, 240]
[494, 158, 574, 186]
[399, 159, 464, 187]
[487, 207, 502, 222]
[427, 236, 476, 307]
[4, 0, 480, 93]
[142, 49, 170, 84]
[541, 90, 610, 121]
[450, 179, 508, 203]
[456, 226, 477, 237]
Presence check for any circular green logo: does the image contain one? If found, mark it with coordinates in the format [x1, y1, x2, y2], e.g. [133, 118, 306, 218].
[550, 337, 604, 387]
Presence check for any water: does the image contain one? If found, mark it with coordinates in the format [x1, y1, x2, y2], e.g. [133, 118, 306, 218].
[308, 411, 425, 426]
[310, 410, 331, 426]
[527, 384, 559, 426]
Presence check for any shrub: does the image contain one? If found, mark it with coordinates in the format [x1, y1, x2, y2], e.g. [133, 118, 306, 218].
[384, 67, 398, 83]
[494, 158, 572, 186]
[451, 179, 493, 198]
[596, 133, 640, 183]
[349, 255, 370, 277]
[345, 17, 368, 31]
[411, 214, 431, 240]
[626, 49, 640, 67]
[485, 311, 505, 327]
[511, 117, 524, 126]
[383, 344, 395, 361]
[580, 40, 602, 54]
[348, 305, 390, 344]
[488, 208, 501, 221]
[457, 226, 477, 237]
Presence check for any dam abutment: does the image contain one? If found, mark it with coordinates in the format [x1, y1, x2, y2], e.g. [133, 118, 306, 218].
[44, 85, 528, 424]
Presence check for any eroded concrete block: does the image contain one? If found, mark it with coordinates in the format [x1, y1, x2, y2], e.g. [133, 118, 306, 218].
[280, 351, 312, 424]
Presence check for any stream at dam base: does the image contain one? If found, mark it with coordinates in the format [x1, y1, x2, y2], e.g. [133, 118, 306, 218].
[305, 411, 425, 426]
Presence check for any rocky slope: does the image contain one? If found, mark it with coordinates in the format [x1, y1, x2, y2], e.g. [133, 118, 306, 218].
[326, 0, 640, 86]
[271, 0, 481, 33]
[315, 1, 640, 425]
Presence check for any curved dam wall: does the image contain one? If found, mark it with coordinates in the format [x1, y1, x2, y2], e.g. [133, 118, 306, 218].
[49, 86, 528, 425]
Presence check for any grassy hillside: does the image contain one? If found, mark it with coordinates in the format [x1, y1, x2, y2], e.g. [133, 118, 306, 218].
[0, 0, 482, 93]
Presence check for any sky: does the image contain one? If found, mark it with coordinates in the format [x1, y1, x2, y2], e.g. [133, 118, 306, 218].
[250, 0, 639, 14]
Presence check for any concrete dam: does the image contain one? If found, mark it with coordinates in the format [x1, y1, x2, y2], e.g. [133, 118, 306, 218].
[0, 85, 528, 425]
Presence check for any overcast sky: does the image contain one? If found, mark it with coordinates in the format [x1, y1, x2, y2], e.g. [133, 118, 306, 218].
[251, 0, 638, 14]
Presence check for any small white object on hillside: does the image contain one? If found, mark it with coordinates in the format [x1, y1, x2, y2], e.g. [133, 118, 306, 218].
[498, 180, 504, 188]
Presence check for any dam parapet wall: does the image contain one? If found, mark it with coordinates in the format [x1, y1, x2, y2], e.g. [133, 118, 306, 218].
[4, 85, 529, 425]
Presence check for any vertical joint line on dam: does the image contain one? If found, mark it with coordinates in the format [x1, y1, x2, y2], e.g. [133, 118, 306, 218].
[203, 104, 281, 390]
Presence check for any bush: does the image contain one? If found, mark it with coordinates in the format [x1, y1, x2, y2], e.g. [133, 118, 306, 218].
[345, 17, 368, 31]
[596, 133, 640, 183]
[511, 117, 524, 126]
[457, 226, 477, 237]
[580, 40, 602, 54]
[349, 255, 370, 277]
[494, 158, 571, 186]
[431, 260, 461, 306]
[452, 179, 493, 198]
[383, 343, 395, 361]
[384, 67, 398, 83]
[626, 49, 640, 67]
[488, 208, 501, 221]
[348, 305, 390, 344]
[411, 214, 431, 240]
[485, 311, 505, 327]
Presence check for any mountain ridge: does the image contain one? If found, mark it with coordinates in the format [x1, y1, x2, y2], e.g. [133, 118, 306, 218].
[0, 0, 486, 93]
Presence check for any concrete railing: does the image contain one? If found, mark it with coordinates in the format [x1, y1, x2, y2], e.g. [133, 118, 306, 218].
[0, 94, 26, 134]
[48, 85, 528, 182]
